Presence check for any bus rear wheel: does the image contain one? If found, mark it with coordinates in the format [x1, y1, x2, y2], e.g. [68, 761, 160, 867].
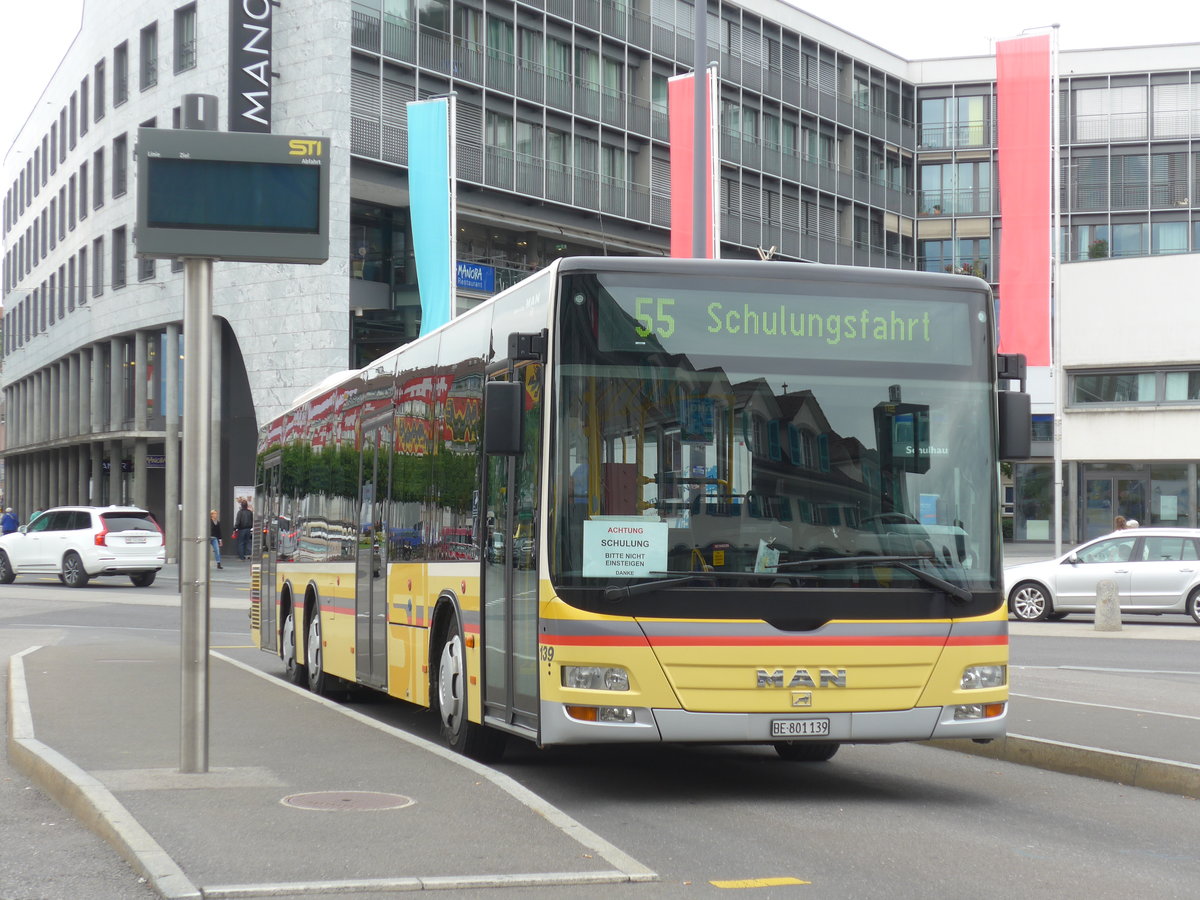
[435, 608, 506, 762]
[774, 741, 839, 762]
[306, 606, 331, 695]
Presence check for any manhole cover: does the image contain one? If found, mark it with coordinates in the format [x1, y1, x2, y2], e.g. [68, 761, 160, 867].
[280, 791, 415, 811]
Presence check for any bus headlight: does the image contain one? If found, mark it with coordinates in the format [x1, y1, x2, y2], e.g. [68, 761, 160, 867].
[954, 702, 1006, 720]
[961, 665, 1006, 690]
[562, 665, 630, 691]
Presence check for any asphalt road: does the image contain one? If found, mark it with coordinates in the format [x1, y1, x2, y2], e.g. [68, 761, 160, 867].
[4, 579, 1200, 899]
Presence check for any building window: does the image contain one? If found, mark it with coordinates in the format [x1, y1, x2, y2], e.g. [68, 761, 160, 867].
[93, 148, 105, 209]
[919, 95, 986, 149]
[1151, 83, 1200, 139]
[140, 24, 158, 90]
[139, 255, 156, 282]
[174, 3, 197, 72]
[1151, 220, 1188, 254]
[920, 160, 991, 216]
[1111, 221, 1145, 257]
[113, 134, 128, 197]
[92, 236, 103, 297]
[114, 41, 129, 106]
[112, 227, 127, 289]
[79, 245, 88, 303]
[1067, 223, 1108, 261]
[79, 162, 88, 221]
[80, 77, 89, 136]
[94, 60, 106, 121]
[1074, 86, 1146, 142]
[1071, 369, 1200, 405]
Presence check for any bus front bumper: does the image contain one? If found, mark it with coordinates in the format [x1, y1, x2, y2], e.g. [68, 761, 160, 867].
[538, 700, 1007, 746]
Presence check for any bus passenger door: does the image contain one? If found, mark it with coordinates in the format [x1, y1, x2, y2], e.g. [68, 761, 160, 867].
[256, 453, 281, 653]
[482, 362, 543, 737]
[356, 423, 390, 690]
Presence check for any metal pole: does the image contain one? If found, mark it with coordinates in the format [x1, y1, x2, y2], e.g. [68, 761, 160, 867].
[692, 0, 707, 258]
[180, 257, 212, 773]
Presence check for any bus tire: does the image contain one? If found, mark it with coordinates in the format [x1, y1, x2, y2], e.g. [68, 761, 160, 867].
[306, 604, 331, 695]
[435, 606, 506, 762]
[774, 741, 839, 762]
[282, 607, 306, 686]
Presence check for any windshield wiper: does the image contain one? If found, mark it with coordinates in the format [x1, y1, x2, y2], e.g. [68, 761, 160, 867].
[775, 555, 973, 604]
[603, 573, 716, 601]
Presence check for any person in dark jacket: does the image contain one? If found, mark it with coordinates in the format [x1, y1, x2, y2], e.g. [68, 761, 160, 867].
[209, 509, 224, 569]
[234, 500, 254, 559]
[1, 508, 18, 534]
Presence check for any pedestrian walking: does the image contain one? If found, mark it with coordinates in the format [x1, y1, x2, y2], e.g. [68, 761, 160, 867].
[1, 508, 18, 534]
[234, 499, 254, 559]
[210, 509, 224, 569]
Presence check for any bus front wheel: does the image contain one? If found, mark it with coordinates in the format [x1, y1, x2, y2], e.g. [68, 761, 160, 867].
[435, 608, 506, 762]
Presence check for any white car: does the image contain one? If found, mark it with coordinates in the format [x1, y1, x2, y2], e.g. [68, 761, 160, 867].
[1004, 527, 1200, 624]
[0, 506, 165, 588]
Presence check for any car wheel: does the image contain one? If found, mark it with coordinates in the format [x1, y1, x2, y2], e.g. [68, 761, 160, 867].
[774, 741, 839, 762]
[1188, 588, 1200, 626]
[62, 552, 91, 588]
[129, 572, 156, 587]
[1010, 581, 1051, 621]
[435, 606, 506, 761]
[306, 605, 331, 695]
[0, 551, 15, 584]
[281, 608, 306, 686]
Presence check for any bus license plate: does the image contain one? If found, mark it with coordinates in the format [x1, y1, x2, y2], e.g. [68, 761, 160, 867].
[771, 718, 830, 737]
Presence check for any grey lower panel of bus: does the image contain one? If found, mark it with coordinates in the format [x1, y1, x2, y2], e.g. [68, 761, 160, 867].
[538, 701, 1007, 746]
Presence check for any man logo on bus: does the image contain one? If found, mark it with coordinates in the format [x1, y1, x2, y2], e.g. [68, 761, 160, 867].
[756, 668, 847, 688]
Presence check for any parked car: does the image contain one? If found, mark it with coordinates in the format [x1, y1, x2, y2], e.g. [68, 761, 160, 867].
[1004, 527, 1200, 623]
[0, 506, 165, 588]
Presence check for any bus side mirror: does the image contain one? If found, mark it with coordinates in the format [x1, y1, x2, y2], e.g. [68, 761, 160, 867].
[484, 381, 523, 456]
[998, 390, 1031, 460]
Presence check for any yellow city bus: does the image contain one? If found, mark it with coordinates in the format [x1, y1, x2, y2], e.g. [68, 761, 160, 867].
[250, 257, 1030, 762]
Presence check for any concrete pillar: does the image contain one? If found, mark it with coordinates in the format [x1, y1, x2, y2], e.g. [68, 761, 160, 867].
[91, 343, 105, 434]
[78, 348, 91, 435]
[1094, 579, 1121, 631]
[48, 365, 60, 441]
[165, 323, 181, 562]
[109, 337, 124, 433]
[77, 445, 90, 505]
[91, 443, 104, 506]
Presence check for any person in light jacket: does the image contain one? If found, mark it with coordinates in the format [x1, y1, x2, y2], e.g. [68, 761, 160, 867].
[210, 510, 224, 569]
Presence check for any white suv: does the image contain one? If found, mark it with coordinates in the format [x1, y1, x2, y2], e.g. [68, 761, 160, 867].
[0, 506, 165, 588]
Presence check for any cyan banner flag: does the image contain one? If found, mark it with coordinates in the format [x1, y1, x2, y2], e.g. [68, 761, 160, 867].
[407, 97, 455, 336]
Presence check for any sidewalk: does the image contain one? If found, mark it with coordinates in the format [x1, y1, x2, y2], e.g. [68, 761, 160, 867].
[7, 639, 655, 899]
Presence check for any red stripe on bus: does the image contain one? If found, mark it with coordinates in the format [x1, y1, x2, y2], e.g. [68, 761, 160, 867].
[541, 634, 1006, 648]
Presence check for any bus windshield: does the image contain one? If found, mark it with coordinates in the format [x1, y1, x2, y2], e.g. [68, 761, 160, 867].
[551, 267, 1001, 619]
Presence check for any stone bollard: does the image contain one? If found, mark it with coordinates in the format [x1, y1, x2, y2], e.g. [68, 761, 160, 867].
[1094, 578, 1122, 631]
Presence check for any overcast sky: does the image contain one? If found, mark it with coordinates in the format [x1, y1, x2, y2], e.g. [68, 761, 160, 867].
[2, 1, 1194, 165]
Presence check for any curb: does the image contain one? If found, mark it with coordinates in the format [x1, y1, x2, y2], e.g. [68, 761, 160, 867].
[926, 734, 1200, 799]
[6, 647, 201, 900]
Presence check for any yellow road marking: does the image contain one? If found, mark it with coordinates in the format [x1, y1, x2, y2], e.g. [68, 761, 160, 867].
[711, 877, 811, 888]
